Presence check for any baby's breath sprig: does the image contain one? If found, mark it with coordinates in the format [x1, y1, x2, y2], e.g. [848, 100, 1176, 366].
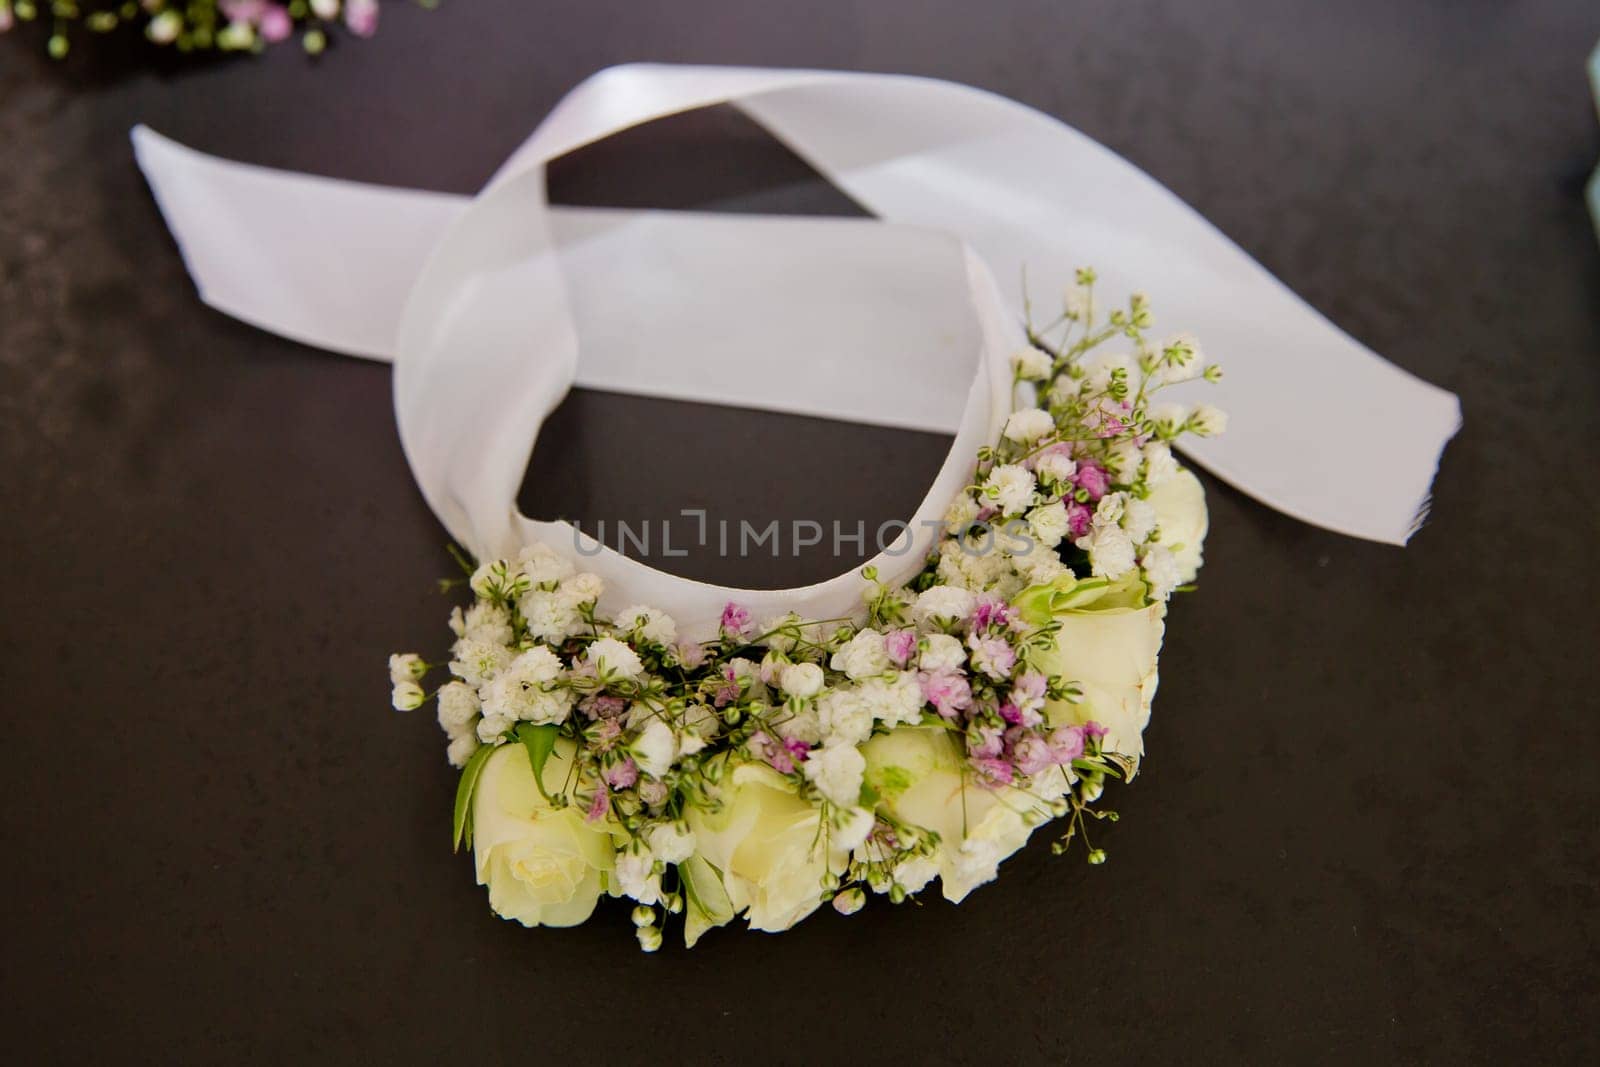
[1, 0, 435, 60]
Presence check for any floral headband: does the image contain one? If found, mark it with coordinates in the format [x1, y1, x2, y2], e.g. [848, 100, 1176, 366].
[136, 64, 1460, 948]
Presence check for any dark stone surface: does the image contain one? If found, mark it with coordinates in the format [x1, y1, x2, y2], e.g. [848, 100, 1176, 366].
[4, 1, 1598, 1062]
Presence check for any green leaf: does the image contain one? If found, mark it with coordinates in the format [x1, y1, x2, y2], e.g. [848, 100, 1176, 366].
[452, 744, 495, 853]
[1071, 757, 1123, 781]
[515, 722, 561, 803]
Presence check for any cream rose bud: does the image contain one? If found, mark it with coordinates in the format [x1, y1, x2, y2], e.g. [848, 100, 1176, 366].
[473, 742, 617, 928]
[861, 727, 1050, 903]
[778, 662, 825, 699]
[687, 763, 845, 933]
[1146, 467, 1208, 585]
[1034, 596, 1166, 772]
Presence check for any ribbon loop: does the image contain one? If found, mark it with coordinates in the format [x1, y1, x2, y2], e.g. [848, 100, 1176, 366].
[134, 62, 1461, 631]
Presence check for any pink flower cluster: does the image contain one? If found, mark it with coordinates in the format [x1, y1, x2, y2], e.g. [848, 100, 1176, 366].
[924, 594, 1104, 790]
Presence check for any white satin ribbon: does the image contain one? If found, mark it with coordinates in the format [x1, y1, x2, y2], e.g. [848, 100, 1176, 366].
[132, 63, 1461, 636]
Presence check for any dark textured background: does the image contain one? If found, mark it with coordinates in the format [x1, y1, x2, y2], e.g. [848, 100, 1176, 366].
[4, 1, 1599, 1062]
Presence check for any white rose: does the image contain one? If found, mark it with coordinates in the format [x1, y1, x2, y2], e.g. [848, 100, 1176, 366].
[918, 633, 967, 672]
[1146, 468, 1209, 584]
[830, 628, 890, 680]
[687, 763, 845, 933]
[803, 743, 866, 807]
[631, 719, 677, 778]
[585, 636, 644, 682]
[1036, 599, 1166, 771]
[778, 662, 825, 699]
[473, 742, 617, 927]
[944, 807, 1036, 900]
[860, 728, 1050, 903]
